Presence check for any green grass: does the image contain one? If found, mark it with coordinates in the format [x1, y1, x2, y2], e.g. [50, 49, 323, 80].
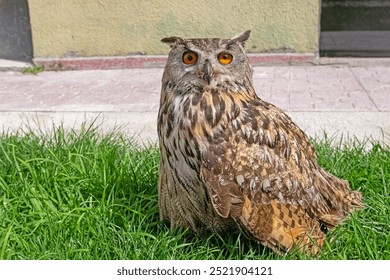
[0, 125, 388, 260]
[21, 65, 44, 75]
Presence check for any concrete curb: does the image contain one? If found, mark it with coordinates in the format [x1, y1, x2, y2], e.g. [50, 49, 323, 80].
[5, 55, 390, 72]
[0, 59, 33, 71]
[32, 53, 317, 71]
[1, 111, 388, 147]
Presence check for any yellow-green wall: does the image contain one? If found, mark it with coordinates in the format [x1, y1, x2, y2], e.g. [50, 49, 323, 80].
[28, 0, 321, 57]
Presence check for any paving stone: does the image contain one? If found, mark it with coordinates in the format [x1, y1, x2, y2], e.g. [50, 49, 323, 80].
[368, 89, 390, 111]
[0, 63, 389, 145]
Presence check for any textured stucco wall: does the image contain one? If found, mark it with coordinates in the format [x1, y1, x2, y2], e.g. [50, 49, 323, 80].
[28, 0, 321, 58]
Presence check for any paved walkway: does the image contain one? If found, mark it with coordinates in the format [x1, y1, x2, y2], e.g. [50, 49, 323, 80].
[0, 64, 389, 145]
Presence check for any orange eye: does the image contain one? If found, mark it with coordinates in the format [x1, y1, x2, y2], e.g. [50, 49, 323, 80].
[182, 51, 198, 65]
[218, 52, 233, 65]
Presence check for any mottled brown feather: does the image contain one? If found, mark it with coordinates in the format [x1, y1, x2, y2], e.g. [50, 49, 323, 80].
[158, 31, 362, 255]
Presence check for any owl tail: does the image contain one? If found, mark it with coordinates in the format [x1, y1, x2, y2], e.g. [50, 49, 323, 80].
[315, 169, 363, 229]
[238, 197, 326, 255]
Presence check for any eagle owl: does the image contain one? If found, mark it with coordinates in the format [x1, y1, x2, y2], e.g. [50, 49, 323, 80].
[157, 30, 362, 254]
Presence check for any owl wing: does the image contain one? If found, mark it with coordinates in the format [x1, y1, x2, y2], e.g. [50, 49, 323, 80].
[200, 99, 361, 254]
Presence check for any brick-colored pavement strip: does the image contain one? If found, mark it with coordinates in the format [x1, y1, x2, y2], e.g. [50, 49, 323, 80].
[0, 65, 389, 144]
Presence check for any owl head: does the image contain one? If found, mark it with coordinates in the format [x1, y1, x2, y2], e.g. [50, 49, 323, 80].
[161, 31, 253, 91]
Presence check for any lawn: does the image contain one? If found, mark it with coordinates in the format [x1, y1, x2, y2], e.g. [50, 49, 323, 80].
[0, 124, 388, 260]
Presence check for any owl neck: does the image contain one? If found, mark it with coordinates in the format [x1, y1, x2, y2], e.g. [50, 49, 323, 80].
[162, 79, 257, 138]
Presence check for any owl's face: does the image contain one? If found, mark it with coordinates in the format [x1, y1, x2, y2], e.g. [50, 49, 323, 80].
[161, 31, 253, 91]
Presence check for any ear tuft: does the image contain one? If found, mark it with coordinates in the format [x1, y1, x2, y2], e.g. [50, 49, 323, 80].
[161, 36, 184, 48]
[228, 30, 251, 47]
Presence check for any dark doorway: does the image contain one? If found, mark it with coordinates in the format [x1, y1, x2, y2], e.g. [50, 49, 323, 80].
[0, 0, 33, 62]
[320, 0, 390, 57]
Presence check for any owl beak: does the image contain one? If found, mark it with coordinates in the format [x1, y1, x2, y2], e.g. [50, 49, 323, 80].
[203, 59, 213, 85]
